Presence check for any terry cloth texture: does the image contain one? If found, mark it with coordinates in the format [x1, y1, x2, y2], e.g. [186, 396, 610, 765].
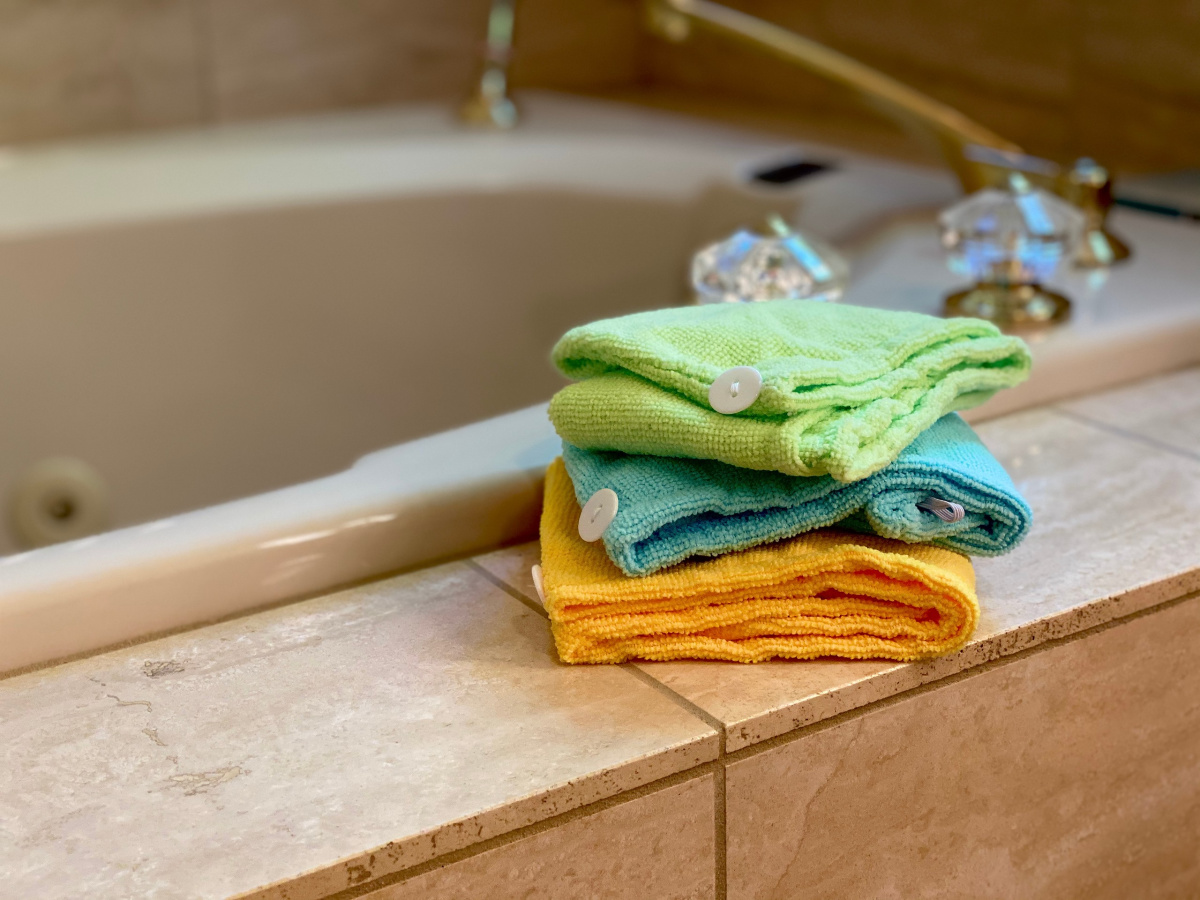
[541, 458, 978, 664]
[563, 413, 1032, 576]
[550, 300, 1031, 482]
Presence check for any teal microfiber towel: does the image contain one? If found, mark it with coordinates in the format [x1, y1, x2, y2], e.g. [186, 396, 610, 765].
[562, 413, 1032, 576]
[550, 300, 1031, 482]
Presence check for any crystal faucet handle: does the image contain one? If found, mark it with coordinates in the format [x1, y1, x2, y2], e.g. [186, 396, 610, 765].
[691, 215, 849, 304]
[939, 173, 1084, 286]
[939, 173, 1086, 327]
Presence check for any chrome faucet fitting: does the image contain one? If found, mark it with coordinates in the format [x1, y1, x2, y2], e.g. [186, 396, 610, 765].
[461, 0, 519, 129]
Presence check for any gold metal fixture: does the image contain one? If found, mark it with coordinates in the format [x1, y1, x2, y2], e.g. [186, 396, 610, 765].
[944, 283, 1071, 328]
[644, 0, 1130, 268]
[461, 0, 519, 129]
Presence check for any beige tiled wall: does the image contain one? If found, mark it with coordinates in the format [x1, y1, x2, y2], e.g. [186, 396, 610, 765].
[0, 0, 1195, 172]
[641, 0, 1200, 172]
[201, 0, 492, 121]
[0, 0, 643, 143]
[365, 775, 716, 899]
[0, 0, 207, 140]
[724, 593, 1200, 899]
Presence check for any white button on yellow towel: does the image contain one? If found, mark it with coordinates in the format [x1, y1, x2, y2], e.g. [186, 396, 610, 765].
[577, 488, 618, 541]
[530, 564, 546, 606]
[708, 366, 762, 414]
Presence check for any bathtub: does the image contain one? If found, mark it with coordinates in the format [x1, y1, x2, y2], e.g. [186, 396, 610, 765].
[3, 92, 1199, 673]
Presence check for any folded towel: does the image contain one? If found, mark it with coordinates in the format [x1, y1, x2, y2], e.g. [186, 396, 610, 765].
[540, 458, 978, 664]
[563, 413, 1031, 576]
[550, 300, 1031, 482]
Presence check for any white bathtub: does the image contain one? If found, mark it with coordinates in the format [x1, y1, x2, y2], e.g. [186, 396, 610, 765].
[2, 92, 1198, 674]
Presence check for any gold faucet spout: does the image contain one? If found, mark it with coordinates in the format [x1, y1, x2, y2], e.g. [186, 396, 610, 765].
[648, 0, 1020, 192]
[646, 0, 1129, 264]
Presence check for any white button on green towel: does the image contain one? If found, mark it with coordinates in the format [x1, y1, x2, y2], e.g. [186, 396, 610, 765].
[709, 366, 762, 414]
[578, 488, 618, 542]
[530, 564, 546, 606]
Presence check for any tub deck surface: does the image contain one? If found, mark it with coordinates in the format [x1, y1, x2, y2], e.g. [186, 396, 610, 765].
[3, 369, 1200, 899]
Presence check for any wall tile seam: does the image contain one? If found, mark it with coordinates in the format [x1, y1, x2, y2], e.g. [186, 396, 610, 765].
[297, 765, 723, 900]
[619, 664, 728, 900]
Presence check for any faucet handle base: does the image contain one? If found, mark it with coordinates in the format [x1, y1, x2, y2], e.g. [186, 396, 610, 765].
[1061, 158, 1132, 268]
[1076, 224, 1133, 268]
[944, 283, 1070, 330]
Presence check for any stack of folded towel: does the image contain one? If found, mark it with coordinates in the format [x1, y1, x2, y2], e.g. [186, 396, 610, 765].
[535, 300, 1033, 664]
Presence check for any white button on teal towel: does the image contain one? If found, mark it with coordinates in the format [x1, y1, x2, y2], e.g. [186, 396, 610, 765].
[709, 366, 762, 414]
[530, 564, 546, 606]
[578, 488, 618, 542]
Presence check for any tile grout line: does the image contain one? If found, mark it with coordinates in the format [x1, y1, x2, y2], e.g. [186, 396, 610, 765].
[233, 561, 1195, 897]
[467, 552, 1200, 898]
[1051, 405, 1200, 465]
[465, 559, 549, 618]
[238, 586, 1200, 900]
[621, 664, 728, 900]
[713, 759, 728, 900]
[621, 665, 727, 744]
[311, 762, 723, 900]
[466, 560, 732, 899]
[720, 585, 1200, 768]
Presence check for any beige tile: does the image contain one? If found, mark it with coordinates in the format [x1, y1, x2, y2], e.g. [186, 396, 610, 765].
[969, 407, 1200, 633]
[367, 774, 715, 899]
[1071, 0, 1200, 171]
[639, 0, 1198, 172]
[473, 540, 544, 608]
[204, 0, 643, 123]
[643, 0, 1075, 165]
[203, 0, 490, 121]
[0, 0, 205, 144]
[634, 408, 1200, 750]
[725, 592, 1200, 900]
[1059, 367, 1200, 462]
[1079, 0, 1200, 97]
[509, 0, 644, 92]
[1071, 78, 1200, 174]
[821, 0, 1074, 106]
[0, 561, 717, 900]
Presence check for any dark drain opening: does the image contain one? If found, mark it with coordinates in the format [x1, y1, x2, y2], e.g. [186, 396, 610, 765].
[8, 457, 109, 548]
[46, 495, 76, 521]
[751, 159, 833, 185]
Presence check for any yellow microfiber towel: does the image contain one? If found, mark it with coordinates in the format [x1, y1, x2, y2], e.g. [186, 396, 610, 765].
[540, 459, 978, 664]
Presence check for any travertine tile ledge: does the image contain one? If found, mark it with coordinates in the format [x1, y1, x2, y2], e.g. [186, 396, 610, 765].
[2, 369, 1198, 900]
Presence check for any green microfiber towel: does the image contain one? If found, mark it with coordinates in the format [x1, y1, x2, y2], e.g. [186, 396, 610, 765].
[549, 300, 1031, 482]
